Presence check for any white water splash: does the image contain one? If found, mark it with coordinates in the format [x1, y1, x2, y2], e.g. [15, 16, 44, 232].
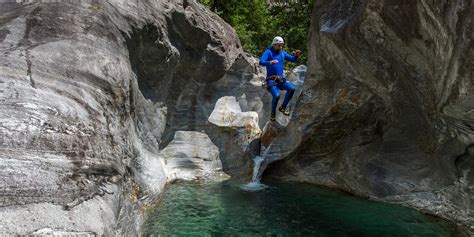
[241, 156, 267, 191]
[241, 145, 272, 191]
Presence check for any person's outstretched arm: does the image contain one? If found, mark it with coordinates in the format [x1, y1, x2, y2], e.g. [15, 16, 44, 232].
[283, 50, 301, 63]
[259, 50, 272, 66]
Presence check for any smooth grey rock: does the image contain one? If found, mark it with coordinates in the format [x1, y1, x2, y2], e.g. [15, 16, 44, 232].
[160, 131, 229, 181]
[265, 0, 473, 232]
[1, 184, 120, 235]
[30, 228, 95, 236]
[208, 96, 261, 150]
[0, 0, 259, 235]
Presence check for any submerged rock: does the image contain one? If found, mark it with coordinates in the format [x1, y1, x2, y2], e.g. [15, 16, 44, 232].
[266, 0, 473, 232]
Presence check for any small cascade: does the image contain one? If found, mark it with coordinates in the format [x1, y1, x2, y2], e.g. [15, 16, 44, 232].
[241, 145, 272, 191]
[251, 155, 265, 182]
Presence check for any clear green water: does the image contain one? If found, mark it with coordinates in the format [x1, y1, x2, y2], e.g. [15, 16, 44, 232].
[143, 180, 460, 236]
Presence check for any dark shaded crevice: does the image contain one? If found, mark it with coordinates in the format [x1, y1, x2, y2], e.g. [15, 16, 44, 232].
[25, 49, 35, 88]
[182, 0, 190, 9]
[122, 23, 178, 151]
[317, 0, 363, 34]
[19, 7, 41, 89]
[381, 0, 423, 43]
[455, 144, 474, 181]
[123, 23, 178, 104]
[0, 28, 10, 43]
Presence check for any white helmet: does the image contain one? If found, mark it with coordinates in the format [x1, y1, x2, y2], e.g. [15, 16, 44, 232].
[272, 36, 284, 45]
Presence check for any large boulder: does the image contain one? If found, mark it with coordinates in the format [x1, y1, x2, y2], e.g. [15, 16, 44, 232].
[266, 0, 473, 232]
[205, 95, 263, 180]
[208, 96, 261, 150]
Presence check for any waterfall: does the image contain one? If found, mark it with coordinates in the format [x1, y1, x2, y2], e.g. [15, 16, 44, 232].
[241, 145, 272, 191]
[252, 144, 273, 182]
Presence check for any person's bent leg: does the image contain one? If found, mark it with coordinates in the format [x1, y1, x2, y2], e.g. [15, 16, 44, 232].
[280, 81, 295, 109]
[267, 85, 280, 117]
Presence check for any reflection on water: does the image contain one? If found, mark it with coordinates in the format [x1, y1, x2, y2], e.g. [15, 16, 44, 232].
[144, 180, 462, 236]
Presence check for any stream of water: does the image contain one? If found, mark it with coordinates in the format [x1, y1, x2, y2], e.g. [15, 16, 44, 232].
[241, 144, 273, 191]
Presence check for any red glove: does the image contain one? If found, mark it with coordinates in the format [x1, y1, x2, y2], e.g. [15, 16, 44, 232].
[292, 50, 302, 56]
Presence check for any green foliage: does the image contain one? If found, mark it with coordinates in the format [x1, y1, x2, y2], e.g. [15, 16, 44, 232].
[199, 0, 314, 65]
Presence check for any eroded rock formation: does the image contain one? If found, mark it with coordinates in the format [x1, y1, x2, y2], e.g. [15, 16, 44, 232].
[0, 0, 267, 235]
[266, 0, 473, 232]
[160, 130, 228, 181]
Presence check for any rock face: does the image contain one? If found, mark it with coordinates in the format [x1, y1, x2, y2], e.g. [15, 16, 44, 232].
[160, 131, 228, 181]
[4, 0, 470, 234]
[0, 0, 266, 235]
[266, 0, 473, 232]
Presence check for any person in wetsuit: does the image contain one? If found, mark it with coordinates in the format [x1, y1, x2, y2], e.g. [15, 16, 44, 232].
[259, 36, 302, 121]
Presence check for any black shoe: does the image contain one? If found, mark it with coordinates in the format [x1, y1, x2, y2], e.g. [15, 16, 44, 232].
[270, 114, 276, 121]
[278, 106, 290, 116]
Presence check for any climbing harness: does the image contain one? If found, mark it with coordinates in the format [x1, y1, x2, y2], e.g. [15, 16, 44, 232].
[262, 75, 282, 88]
[261, 66, 297, 89]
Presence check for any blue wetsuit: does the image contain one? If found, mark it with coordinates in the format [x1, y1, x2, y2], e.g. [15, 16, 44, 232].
[259, 46, 298, 116]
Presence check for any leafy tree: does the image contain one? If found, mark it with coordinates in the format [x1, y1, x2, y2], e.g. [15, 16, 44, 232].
[199, 0, 314, 65]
